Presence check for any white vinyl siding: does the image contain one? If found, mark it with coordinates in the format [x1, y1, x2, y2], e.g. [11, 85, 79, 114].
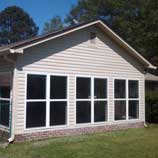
[14, 26, 145, 134]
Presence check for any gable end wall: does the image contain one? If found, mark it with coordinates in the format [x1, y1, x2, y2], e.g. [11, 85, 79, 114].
[14, 26, 145, 135]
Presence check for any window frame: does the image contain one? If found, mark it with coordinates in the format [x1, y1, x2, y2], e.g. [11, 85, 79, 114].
[128, 80, 139, 119]
[24, 72, 69, 130]
[113, 78, 140, 122]
[49, 75, 68, 126]
[0, 72, 12, 129]
[75, 75, 109, 126]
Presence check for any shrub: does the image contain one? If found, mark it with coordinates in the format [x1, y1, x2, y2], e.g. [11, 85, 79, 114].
[146, 92, 158, 123]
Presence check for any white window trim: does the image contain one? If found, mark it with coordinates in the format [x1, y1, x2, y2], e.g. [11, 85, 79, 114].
[0, 72, 12, 129]
[24, 72, 69, 130]
[75, 75, 109, 126]
[113, 78, 140, 122]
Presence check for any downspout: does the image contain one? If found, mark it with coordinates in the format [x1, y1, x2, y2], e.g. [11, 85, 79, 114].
[144, 100, 148, 127]
[144, 69, 148, 128]
[144, 79, 148, 128]
[3, 55, 16, 143]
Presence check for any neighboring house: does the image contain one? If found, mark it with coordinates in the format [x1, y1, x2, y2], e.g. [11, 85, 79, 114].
[145, 73, 158, 93]
[0, 19, 156, 142]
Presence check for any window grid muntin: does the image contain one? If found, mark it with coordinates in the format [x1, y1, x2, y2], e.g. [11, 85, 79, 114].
[76, 76, 108, 124]
[114, 79, 139, 121]
[25, 73, 68, 129]
[128, 80, 139, 119]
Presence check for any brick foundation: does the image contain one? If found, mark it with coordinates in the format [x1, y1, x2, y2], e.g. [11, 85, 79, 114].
[14, 121, 144, 142]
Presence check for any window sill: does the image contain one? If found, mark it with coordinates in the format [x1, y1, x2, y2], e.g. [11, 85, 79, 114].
[75, 121, 108, 128]
[24, 124, 69, 132]
[0, 125, 9, 132]
[113, 119, 140, 124]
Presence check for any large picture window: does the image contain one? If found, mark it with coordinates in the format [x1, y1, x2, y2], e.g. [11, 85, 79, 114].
[76, 77, 91, 123]
[128, 80, 139, 119]
[26, 74, 67, 129]
[26, 102, 46, 128]
[0, 73, 11, 127]
[114, 79, 139, 121]
[114, 79, 126, 120]
[50, 76, 67, 126]
[26, 74, 46, 128]
[76, 77, 108, 124]
[94, 78, 107, 122]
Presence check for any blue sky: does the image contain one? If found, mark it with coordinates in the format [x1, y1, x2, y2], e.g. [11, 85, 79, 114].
[0, 0, 78, 34]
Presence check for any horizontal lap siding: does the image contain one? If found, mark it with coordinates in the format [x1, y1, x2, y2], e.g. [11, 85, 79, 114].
[15, 72, 25, 131]
[15, 26, 145, 134]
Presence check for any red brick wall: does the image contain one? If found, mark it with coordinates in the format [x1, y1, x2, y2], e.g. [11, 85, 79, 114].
[15, 122, 144, 142]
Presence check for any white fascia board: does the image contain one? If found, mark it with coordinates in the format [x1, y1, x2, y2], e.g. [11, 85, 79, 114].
[98, 21, 157, 69]
[10, 49, 23, 53]
[12, 20, 101, 53]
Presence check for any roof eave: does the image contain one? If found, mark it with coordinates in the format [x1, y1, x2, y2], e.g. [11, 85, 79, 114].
[0, 20, 156, 69]
[0, 49, 11, 56]
[148, 64, 157, 69]
[96, 21, 156, 69]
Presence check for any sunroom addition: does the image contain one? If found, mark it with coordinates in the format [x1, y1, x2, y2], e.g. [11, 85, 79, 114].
[0, 73, 12, 132]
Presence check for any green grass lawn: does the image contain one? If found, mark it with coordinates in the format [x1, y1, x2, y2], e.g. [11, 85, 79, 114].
[0, 125, 158, 158]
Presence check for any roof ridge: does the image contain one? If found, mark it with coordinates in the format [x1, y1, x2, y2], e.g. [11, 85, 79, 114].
[0, 19, 100, 51]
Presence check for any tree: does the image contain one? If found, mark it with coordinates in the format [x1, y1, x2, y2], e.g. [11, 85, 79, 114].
[0, 6, 38, 45]
[65, 0, 158, 66]
[43, 16, 63, 34]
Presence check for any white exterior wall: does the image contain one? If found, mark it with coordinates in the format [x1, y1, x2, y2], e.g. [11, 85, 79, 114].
[15, 26, 145, 134]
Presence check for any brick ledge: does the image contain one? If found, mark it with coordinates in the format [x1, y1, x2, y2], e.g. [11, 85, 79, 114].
[14, 121, 144, 142]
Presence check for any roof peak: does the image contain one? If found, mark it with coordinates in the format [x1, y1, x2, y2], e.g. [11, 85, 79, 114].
[0, 19, 156, 69]
[0, 19, 101, 51]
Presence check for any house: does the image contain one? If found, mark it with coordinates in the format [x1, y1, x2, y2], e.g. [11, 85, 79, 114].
[145, 72, 158, 123]
[0, 19, 156, 142]
[145, 73, 158, 93]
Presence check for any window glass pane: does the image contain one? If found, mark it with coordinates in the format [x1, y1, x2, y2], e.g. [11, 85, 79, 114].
[115, 79, 126, 98]
[94, 79, 107, 98]
[27, 75, 46, 99]
[0, 74, 11, 98]
[50, 101, 66, 126]
[0, 100, 9, 127]
[129, 80, 139, 98]
[50, 76, 67, 99]
[129, 100, 139, 119]
[94, 101, 107, 122]
[77, 77, 91, 99]
[0, 87, 10, 98]
[76, 101, 91, 123]
[26, 102, 46, 128]
[115, 100, 126, 120]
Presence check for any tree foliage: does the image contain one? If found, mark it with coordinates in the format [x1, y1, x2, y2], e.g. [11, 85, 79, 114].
[146, 91, 158, 123]
[0, 6, 38, 45]
[43, 16, 63, 34]
[65, 0, 158, 65]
